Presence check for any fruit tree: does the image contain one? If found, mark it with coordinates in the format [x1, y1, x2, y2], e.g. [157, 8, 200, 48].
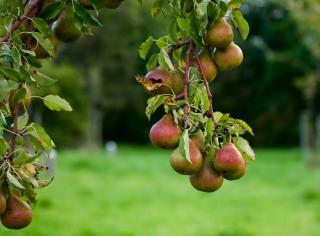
[0, 0, 255, 230]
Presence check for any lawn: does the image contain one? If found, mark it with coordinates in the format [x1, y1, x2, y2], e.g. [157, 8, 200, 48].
[0, 146, 320, 236]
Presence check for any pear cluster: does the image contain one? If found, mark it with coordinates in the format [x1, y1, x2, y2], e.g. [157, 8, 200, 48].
[149, 116, 247, 193]
[196, 17, 244, 80]
[0, 191, 32, 229]
[32, 0, 125, 59]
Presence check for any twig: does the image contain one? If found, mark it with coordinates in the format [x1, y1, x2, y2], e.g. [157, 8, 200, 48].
[0, 0, 43, 44]
[194, 53, 217, 125]
[183, 40, 194, 129]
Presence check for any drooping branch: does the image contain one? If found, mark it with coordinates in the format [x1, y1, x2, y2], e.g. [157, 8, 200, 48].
[182, 40, 194, 129]
[0, 0, 43, 44]
[194, 53, 217, 125]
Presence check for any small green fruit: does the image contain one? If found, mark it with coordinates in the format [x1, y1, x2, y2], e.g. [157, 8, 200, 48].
[52, 11, 81, 43]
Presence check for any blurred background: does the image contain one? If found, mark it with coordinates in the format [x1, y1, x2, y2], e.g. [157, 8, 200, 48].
[2, 0, 320, 235]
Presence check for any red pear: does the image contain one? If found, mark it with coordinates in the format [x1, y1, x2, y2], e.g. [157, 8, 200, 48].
[1, 195, 32, 229]
[214, 143, 246, 180]
[170, 140, 203, 175]
[213, 43, 243, 71]
[145, 67, 184, 95]
[193, 53, 218, 83]
[190, 155, 223, 192]
[190, 130, 205, 151]
[149, 115, 182, 149]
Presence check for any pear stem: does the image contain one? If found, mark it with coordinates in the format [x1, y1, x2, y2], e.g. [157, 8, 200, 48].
[0, 0, 43, 44]
[183, 40, 194, 129]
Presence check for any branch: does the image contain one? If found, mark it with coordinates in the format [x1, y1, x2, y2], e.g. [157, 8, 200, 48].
[194, 53, 217, 125]
[183, 40, 194, 129]
[0, 0, 43, 44]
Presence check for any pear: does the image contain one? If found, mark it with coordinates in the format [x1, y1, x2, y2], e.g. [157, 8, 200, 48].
[193, 53, 218, 83]
[214, 143, 246, 180]
[32, 36, 58, 59]
[170, 140, 203, 175]
[0, 190, 6, 216]
[213, 43, 243, 71]
[190, 130, 205, 151]
[145, 67, 184, 95]
[52, 11, 81, 43]
[206, 17, 234, 48]
[190, 155, 223, 192]
[149, 115, 182, 149]
[1, 195, 32, 229]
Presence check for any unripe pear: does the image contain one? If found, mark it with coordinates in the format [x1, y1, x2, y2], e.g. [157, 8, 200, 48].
[214, 143, 246, 180]
[190, 130, 205, 151]
[206, 18, 234, 48]
[1, 195, 32, 229]
[0, 190, 6, 216]
[149, 115, 181, 149]
[145, 67, 184, 95]
[52, 11, 81, 43]
[213, 43, 243, 71]
[170, 140, 203, 175]
[32, 37, 58, 59]
[190, 155, 223, 192]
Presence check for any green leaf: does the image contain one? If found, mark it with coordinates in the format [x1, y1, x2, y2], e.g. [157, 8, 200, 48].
[12, 47, 22, 67]
[31, 32, 54, 56]
[39, 1, 64, 21]
[234, 137, 256, 161]
[13, 87, 26, 104]
[227, 0, 245, 8]
[17, 112, 29, 130]
[32, 18, 50, 35]
[27, 123, 54, 154]
[158, 49, 174, 71]
[0, 67, 21, 82]
[33, 72, 57, 86]
[0, 79, 10, 100]
[0, 137, 8, 156]
[146, 53, 159, 71]
[43, 95, 72, 112]
[139, 36, 153, 60]
[0, 110, 7, 126]
[204, 118, 214, 146]
[232, 10, 250, 40]
[237, 119, 254, 136]
[7, 171, 25, 190]
[13, 152, 40, 166]
[179, 129, 191, 163]
[145, 95, 167, 120]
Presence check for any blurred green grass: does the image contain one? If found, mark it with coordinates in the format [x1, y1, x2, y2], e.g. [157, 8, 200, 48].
[1, 146, 320, 236]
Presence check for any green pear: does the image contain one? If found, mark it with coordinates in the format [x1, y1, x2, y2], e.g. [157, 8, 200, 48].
[52, 11, 81, 43]
[206, 17, 234, 48]
[213, 43, 243, 71]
